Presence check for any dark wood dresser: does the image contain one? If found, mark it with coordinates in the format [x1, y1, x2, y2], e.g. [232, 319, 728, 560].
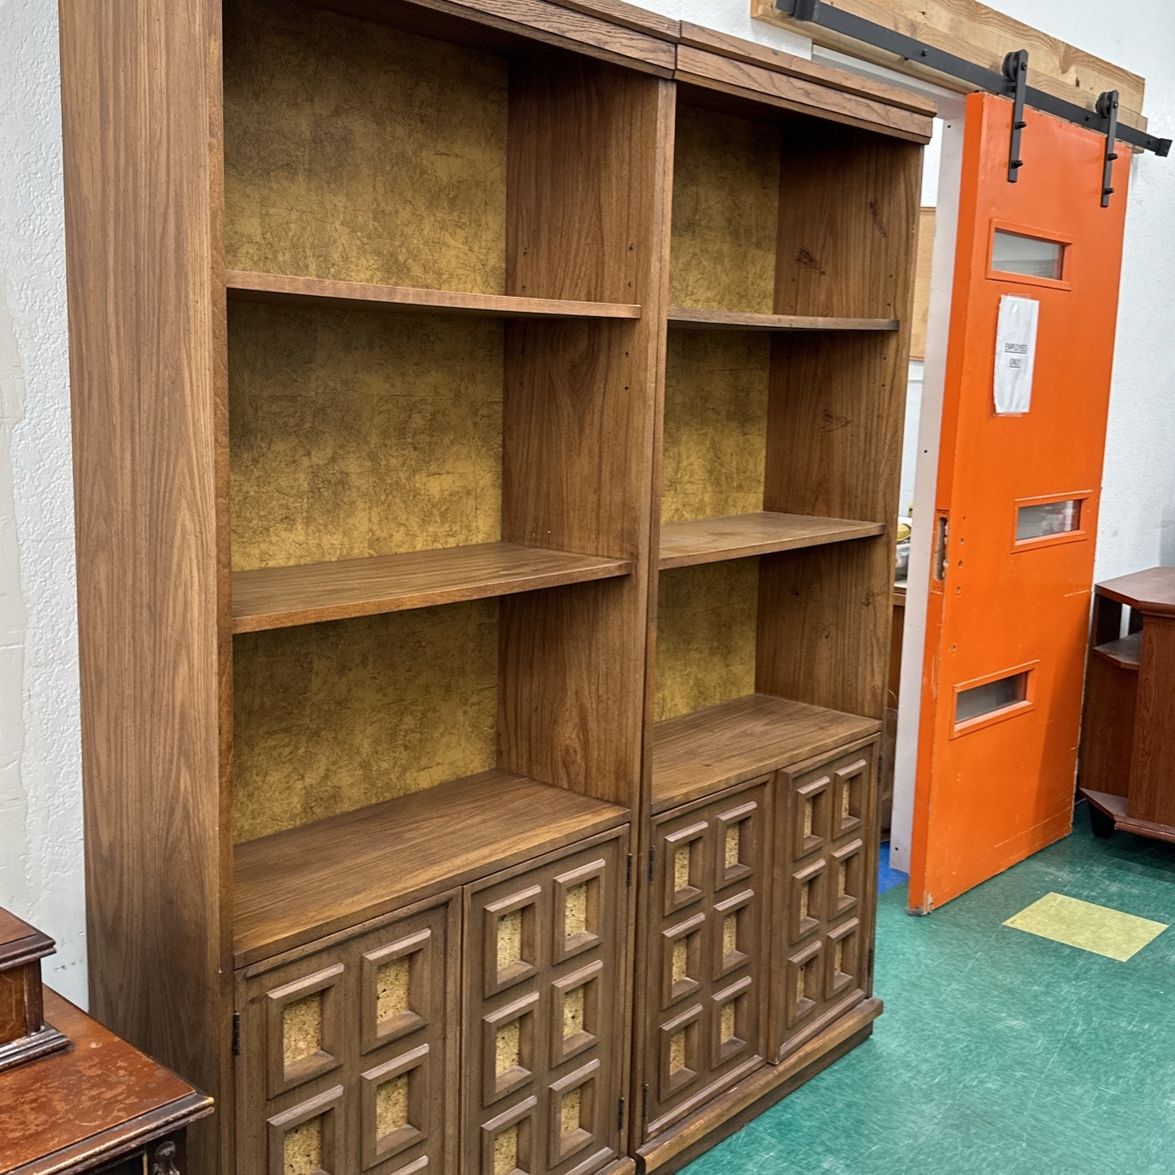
[0, 989, 212, 1174]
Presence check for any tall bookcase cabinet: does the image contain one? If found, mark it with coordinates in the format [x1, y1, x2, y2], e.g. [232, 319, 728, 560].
[60, 1, 929, 1171]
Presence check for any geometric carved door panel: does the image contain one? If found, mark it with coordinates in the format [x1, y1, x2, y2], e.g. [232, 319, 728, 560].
[462, 827, 630, 1175]
[769, 738, 877, 1063]
[641, 778, 771, 1142]
[235, 893, 460, 1175]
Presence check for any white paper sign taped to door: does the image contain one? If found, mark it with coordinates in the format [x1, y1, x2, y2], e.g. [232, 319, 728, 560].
[993, 294, 1039, 414]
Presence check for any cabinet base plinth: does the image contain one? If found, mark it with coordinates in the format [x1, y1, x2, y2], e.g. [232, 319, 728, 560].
[637, 997, 882, 1173]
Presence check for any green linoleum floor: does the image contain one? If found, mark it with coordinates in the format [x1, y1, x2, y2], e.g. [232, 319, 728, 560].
[684, 808, 1175, 1175]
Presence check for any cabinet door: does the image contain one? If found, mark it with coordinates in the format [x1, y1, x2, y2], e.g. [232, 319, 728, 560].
[463, 828, 629, 1175]
[769, 738, 877, 1062]
[641, 779, 771, 1141]
[236, 894, 460, 1175]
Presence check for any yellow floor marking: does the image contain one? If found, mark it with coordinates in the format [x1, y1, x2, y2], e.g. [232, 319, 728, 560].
[1004, 892, 1167, 961]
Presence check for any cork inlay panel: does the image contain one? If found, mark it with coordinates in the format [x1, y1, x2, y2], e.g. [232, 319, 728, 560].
[283, 1115, 321, 1175]
[800, 881, 811, 921]
[497, 910, 523, 975]
[224, 0, 508, 291]
[229, 302, 502, 571]
[671, 939, 688, 985]
[563, 984, 586, 1037]
[673, 845, 692, 893]
[282, 995, 322, 1067]
[668, 1029, 687, 1075]
[376, 958, 410, 1024]
[834, 940, 845, 974]
[376, 1074, 409, 1136]
[720, 1000, 736, 1044]
[661, 331, 770, 523]
[724, 825, 740, 869]
[670, 105, 781, 313]
[565, 884, 588, 937]
[841, 787, 851, 821]
[560, 1087, 583, 1139]
[839, 861, 849, 899]
[722, 914, 737, 960]
[495, 1019, 521, 1077]
[493, 1124, 518, 1175]
[655, 561, 759, 722]
[233, 601, 498, 841]
[803, 798, 815, 839]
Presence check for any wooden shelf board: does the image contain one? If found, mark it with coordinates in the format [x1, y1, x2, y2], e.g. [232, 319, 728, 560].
[233, 770, 628, 968]
[1093, 632, 1142, 671]
[658, 512, 885, 569]
[226, 270, 642, 321]
[232, 542, 633, 632]
[652, 693, 881, 811]
[667, 306, 899, 332]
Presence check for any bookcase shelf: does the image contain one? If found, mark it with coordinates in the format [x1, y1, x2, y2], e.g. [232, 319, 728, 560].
[667, 307, 898, 332]
[651, 694, 881, 812]
[658, 512, 884, 570]
[231, 541, 633, 632]
[63, 0, 929, 1166]
[227, 270, 643, 321]
[233, 770, 627, 967]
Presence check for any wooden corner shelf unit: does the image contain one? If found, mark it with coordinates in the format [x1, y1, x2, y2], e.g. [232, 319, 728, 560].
[60, 0, 929, 1171]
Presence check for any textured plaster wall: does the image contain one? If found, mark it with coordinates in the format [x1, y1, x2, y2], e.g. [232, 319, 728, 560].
[0, 0, 1172, 1007]
[0, 0, 84, 1000]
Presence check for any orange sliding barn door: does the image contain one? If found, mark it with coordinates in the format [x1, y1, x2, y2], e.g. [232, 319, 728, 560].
[909, 91, 1130, 911]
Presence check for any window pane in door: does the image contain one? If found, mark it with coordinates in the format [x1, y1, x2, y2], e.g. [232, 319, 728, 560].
[955, 672, 1029, 726]
[992, 230, 1065, 280]
[1016, 499, 1082, 542]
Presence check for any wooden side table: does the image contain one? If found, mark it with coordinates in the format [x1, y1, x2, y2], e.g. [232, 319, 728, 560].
[1079, 566, 1175, 843]
[0, 916, 212, 1175]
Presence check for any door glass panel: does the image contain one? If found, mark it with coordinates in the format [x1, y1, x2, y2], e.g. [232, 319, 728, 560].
[1016, 499, 1082, 542]
[992, 230, 1065, 280]
[955, 672, 1029, 725]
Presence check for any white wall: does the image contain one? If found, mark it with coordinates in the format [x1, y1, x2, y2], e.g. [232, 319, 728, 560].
[0, 0, 83, 1001]
[0, 0, 1172, 1007]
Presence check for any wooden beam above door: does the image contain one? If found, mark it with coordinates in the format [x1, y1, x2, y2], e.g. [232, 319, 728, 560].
[752, 0, 1147, 129]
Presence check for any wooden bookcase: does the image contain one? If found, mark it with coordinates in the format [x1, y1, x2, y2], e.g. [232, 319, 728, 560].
[60, 2, 929, 1172]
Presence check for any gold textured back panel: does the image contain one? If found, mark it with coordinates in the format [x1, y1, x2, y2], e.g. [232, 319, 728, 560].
[655, 561, 759, 721]
[229, 302, 502, 571]
[669, 105, 781, 313]
[233, 602, 499, 841]
[661, 331, 770, 522]
[224, 0, 508, 291]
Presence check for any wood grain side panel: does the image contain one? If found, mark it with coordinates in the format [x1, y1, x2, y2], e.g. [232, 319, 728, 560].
[59, 0, 230, 1168]
[1129, 617, 1175, 827]
[759, 131, 921, 722]
[499, 69, 672, 807]
[774, 125, 923, 321]
[1078, 657, 1136, 799]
